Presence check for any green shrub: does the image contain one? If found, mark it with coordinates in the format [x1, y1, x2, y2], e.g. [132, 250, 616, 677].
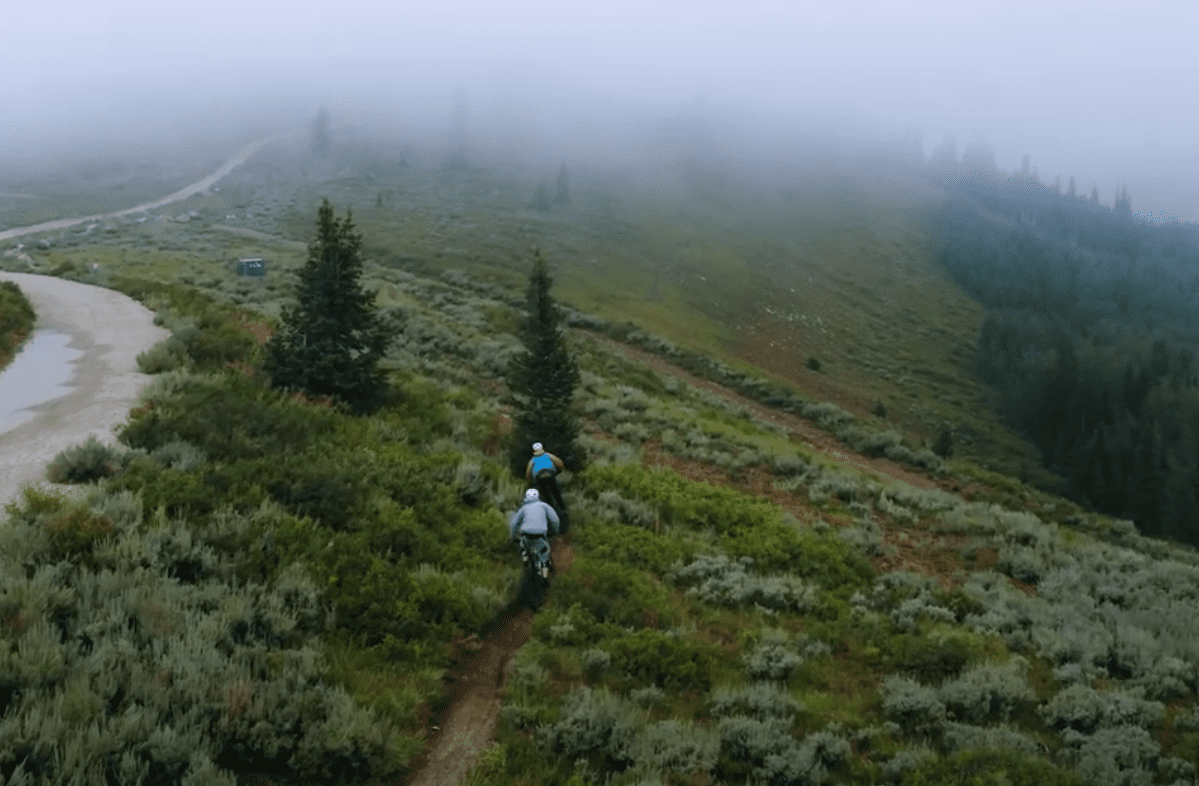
[708, 682, 805, 720]
[1059, 726, 1160, 786]
[1038, 684, 1165, 733]
[259, 456, 370, 528]
[136, 335, 189, 373]
[741, 628, 805, 681]
[583, 489, 657, 530]
[533, 603, 617, 648]
[184, 314, 257, 368]
[1, 489, 121, 568]
[879, 676, 947, 734]
[894, 747, 1084, 786]
[106, 456, 269, 521]
[940, 723, 1040, 756]
[582, 464, 779, 535]
[113, 277, 261, 370]
[839, 517, 891, 555]
[149, 439, 207, 472]
[938, 658, 1035, 724]
[721, 518, 874, 594]
[672, 554, 818, 612]
[715, 716, 850, 785]
[119, 372, 341, 461]
[572, 520, 692, 576]
[0, 504, 398, 784]
[550, 554, 677, 630]
[882, 633, 976, 684]
[45, 435, 122, 484]
[608, 628, 718, 691]
[537, 686, 639, 767]
[580, 648, 612, 681]
[0, 280, 36, 357]
[626, 719, 721, 778]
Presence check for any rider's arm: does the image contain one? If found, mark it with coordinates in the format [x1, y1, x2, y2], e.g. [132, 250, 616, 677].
[508, 509, 524, 541]
[550, 453, 564, 471]
[525, 460, 533, 482]
[544, 503, 560, 535]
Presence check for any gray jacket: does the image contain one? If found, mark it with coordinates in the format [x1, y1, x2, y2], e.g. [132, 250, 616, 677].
[509, 499, 561, 541]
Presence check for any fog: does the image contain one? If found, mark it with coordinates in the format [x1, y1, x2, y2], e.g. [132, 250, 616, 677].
[3, 0, 1196, 221]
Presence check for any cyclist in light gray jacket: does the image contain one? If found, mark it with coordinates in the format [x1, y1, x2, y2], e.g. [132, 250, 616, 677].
[509, 488, 561, 542]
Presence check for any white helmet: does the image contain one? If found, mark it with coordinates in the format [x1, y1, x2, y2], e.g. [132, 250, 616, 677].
[525, 488, 540, 501]
[532, 442, 544, 452]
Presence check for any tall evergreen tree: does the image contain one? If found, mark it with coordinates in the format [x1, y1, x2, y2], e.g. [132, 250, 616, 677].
[554, 163, 571, 205]
[507, 249, 583, 475]
[311, 108, 331, 157]
[265, 199, 394, 413]
[1114, 184, 1133, 220]
[529, 181, 551, 212]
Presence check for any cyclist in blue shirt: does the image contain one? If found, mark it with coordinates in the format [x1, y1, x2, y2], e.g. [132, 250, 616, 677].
[525, 442, 569, 527]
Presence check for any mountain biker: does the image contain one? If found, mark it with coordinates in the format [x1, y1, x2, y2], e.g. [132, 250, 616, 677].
[525, 442, 569, 525]
[510, 488, 560, 609]
[509, 487, 561, 543]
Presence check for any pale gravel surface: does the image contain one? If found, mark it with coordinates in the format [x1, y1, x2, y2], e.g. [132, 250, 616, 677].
[0, 135, 282, 511]
[0, 271, 170, 510]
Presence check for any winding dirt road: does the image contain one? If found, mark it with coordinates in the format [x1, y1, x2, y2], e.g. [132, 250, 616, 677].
[0, 136, 282, 509]
[0, 272, 170, 508]
[0, 136, 284, 244]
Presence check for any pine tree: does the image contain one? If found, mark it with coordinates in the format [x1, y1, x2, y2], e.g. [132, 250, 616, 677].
[507, 249, 583, 475]
[529, 181, 551, 212]
[311, 108, 331, 157]
[1114, 184, 1132, 220]
[554, 163, 571, 205]
[265, 199, 394, 413]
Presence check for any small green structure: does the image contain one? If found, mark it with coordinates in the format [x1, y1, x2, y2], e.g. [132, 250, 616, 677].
[236, 258, 266, 277]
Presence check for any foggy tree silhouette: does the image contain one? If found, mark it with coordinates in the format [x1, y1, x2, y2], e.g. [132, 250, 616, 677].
[1114, 185, 1132, 220]
[311, 108, 331, 157]
[529, 181, 551, 212]
[554, 164, 570, 205]
[446, 89, 472, 169]
[506, 249, 583, 476]
[929, 136, 958, 172]
[265, 199, 394, 414]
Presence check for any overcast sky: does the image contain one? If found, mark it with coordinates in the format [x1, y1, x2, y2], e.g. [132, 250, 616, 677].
[4, 0, 1197, 220]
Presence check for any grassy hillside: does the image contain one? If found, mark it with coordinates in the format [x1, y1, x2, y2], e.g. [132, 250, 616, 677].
[3, 136, 1047, 483]
[2, 136, 1198, 784]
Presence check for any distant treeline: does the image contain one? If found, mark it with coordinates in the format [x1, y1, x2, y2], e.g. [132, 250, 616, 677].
[935, 184, 1199, 547]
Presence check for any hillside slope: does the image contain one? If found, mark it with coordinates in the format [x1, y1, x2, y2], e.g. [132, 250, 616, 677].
[3, 137, 1198, 785]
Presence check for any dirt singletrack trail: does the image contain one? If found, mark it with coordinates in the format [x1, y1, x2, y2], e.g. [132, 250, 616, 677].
[401, 535, 574, 786]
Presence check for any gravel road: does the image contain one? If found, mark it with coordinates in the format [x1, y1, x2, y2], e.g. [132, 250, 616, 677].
[0, 271, 169, 509]
[0, 135, 282, 510]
